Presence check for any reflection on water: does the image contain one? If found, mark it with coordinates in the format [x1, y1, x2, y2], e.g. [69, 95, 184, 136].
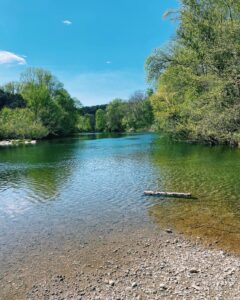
[147, 138, 240, 253]
[0, 133, 240, 256]
[0, 139, 81, 217]
[0, 134, 155, 259]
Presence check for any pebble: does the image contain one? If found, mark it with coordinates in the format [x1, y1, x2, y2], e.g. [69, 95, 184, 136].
[190, 269, 199, 274]
[20, 229, 240, 300]
[109, 280, 115, 286]
[132, 282, 138, 288]
[160, 284, 167, 291]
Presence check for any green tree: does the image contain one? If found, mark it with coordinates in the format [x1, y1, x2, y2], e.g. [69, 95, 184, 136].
[105, 99, 125, 132]
[19, 68, 78, 136]
[122, 91, 154, 131]
[146, 0, 240, 145]
[53, 89, 78, 135]
[0, 82, 26, 110]
[77, 114, 95, 132]
[0, 108, 48, 139]
[95, 109, 106, 132]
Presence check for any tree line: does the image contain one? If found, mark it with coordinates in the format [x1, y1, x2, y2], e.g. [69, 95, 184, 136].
[78, 90, 154, 133]
[0, 68, 79, 139]
[0, 68, 153, 140]
[1, 0, 239, 145]
[146, 0, 240, 146]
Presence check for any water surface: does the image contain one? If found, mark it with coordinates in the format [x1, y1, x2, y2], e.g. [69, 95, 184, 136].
[0, 133, 240, 260]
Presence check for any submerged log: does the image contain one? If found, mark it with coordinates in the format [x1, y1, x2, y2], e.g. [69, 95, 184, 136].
[144, 191, 192, 198]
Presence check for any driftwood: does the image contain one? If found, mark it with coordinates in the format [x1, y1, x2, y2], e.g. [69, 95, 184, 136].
[144, 191, 192, 198]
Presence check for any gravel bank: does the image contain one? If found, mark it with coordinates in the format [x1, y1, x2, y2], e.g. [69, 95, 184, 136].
[11, 227, 238, 300]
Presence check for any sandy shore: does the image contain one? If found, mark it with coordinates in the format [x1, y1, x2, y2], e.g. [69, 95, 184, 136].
[1, 225, 239, 300]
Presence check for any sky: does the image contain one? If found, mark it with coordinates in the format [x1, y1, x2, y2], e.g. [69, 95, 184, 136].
[0, 0, 179, 106]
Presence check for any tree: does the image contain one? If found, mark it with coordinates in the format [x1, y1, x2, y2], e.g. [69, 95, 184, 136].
[53, 89, 78, 135]
[0, 68, 82, 140]
[77, 114, 95, 132]
[146, 0, 240, 145]
[0, 108, 48, 139]
[19, 68, 78, 136]
[80, 104, 107, 115]
[95, 109, 106, 132]
[0, 83, 26, 110]
[20, 68, 61, 118]
[105, 99, 125, 132]
[122, 91, 154, 131]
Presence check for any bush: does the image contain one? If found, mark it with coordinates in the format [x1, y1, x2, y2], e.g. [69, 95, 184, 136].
[0, 108, 49, 139]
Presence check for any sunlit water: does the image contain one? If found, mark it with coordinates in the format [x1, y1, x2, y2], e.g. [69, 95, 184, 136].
[0, 133, 240, 260]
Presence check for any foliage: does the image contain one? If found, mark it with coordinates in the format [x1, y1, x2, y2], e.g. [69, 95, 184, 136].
[0, 108, 48, 139]
[0, 68, 80, 139]
[122, 91, 154, 131]
[52, 89, 78, 135]
[20, 68, 78, 136]
[105, 99, 126, 132]
[95, 109, 106, 132]
[80, 104, 107, 116]
[146, 0, 240, 145]
[0, 83, 26, 110]
[78, 95, 153, 133]
[0, 67, 153, 139]
[77, 114, 95, 132]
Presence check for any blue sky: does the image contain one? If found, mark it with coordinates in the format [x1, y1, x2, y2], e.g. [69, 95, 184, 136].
[0, 0, 178, 105]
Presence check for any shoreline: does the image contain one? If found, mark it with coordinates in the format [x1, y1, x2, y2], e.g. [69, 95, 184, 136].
[1, 133, 239, 149]
[1, 226, 239, 300]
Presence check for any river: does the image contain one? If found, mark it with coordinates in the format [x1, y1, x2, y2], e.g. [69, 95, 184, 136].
[0, 133, 240, 297]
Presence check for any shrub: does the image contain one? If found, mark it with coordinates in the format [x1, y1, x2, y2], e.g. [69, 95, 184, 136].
[0, 108, 48, 140]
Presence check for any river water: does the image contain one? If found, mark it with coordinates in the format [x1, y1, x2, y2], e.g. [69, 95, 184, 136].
[0, 133, 240, 278]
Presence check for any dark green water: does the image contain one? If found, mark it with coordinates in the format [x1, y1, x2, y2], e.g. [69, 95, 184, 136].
[0, 133, 240, 256]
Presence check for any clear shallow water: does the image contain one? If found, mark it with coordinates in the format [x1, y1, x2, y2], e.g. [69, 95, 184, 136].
[0, 133, 240, 256]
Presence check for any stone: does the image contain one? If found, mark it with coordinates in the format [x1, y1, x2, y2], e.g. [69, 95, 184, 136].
[132, 282, 138, 288]
[160, 284, 167, 291]
[190, 269, 199, 274]
[109, 280, 115, 286]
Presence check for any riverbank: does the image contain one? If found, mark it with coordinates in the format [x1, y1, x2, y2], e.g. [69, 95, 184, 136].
[27, 229, 240, 300]
[1, 226, 239, 300]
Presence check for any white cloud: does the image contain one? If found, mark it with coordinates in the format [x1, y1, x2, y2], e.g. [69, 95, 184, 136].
[106, 61, 112, 64]
[0, 51, 26, 65]
[63, 20, 72, 25]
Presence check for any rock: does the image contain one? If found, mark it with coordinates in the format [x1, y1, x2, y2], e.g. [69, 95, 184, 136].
[189, 269, 199, 274]
[132, 282, 138, 288]
[192, 284, 201, 291]
[109, 280, 115, 286]
[166, 229, 173, 234]
[160, 284, 167, 291]
[0, 139, 37, 146]
[17, 227, 240, 300]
